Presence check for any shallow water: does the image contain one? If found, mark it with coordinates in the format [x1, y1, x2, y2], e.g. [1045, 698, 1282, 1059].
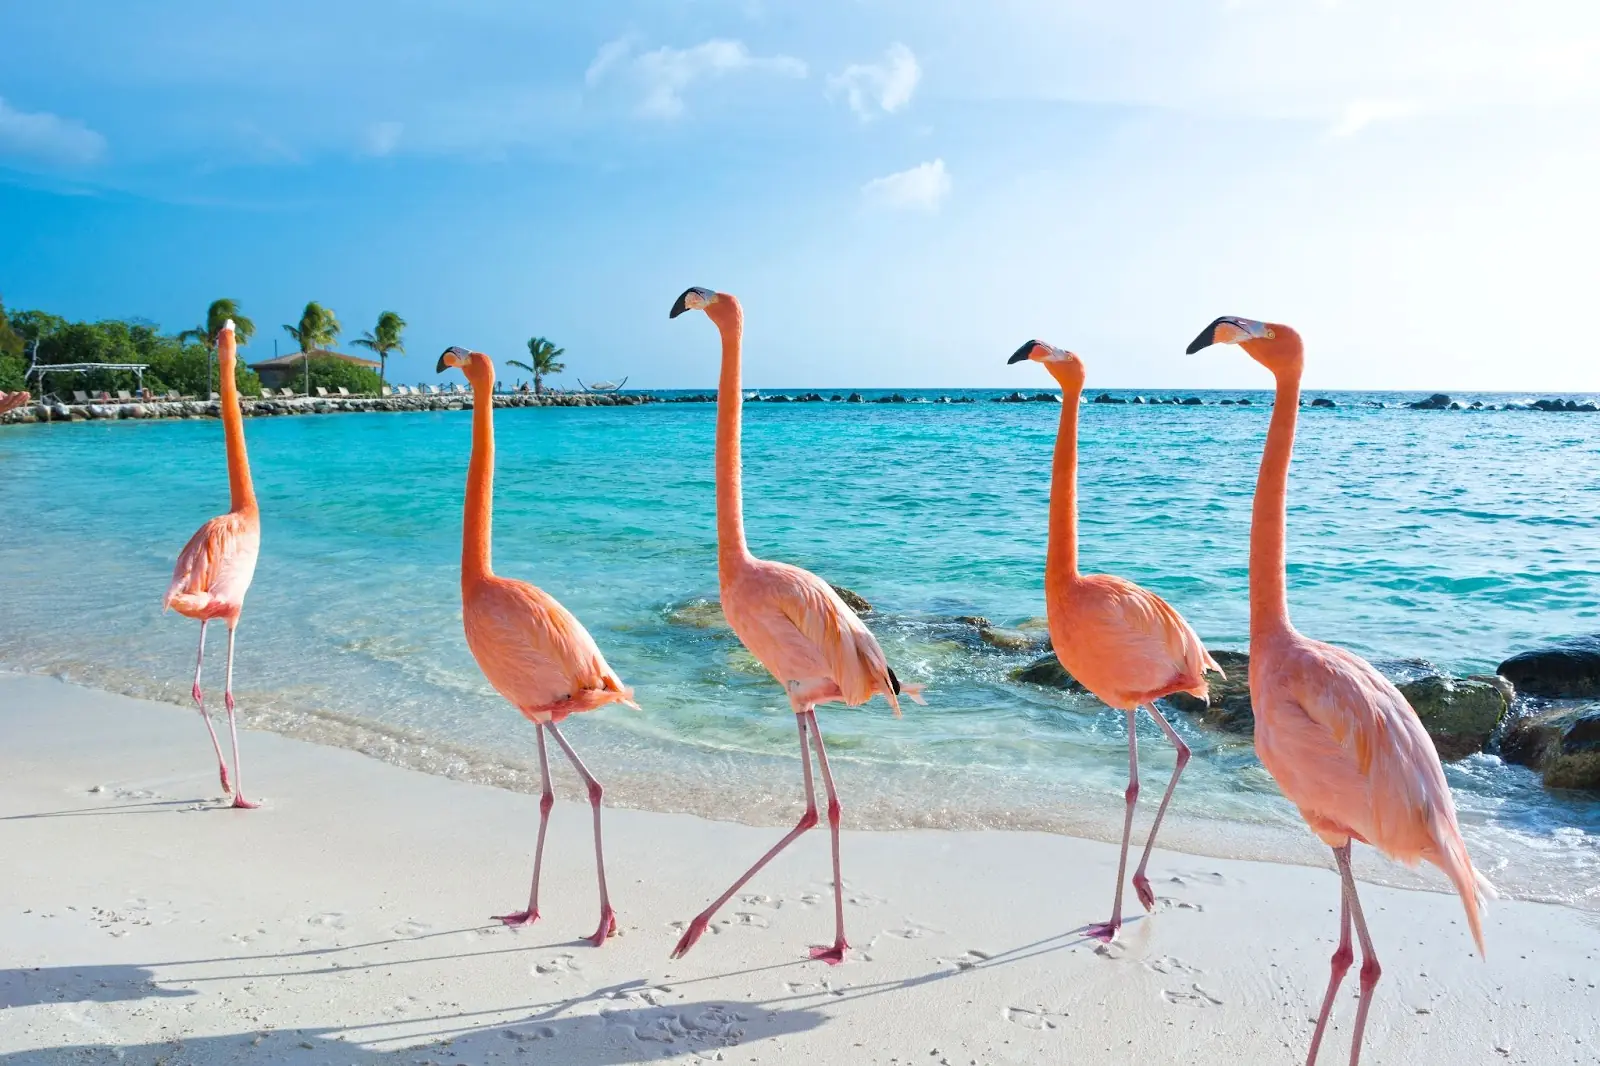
[2, 388, 1597, 907]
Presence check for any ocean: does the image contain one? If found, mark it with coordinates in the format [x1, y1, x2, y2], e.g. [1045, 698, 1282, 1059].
[2, 388, 1597, 908]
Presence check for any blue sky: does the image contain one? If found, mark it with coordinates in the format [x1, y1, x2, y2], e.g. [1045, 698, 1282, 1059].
[1, 1, 1596, 389]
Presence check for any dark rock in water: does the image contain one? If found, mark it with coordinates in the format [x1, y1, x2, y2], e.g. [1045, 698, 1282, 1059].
[830, 585, 872, 614]
[1469, 401, 1483, 409]
[1408, 393, 1452, 410]
[978, 626, 1051, 652]
[1220, 399, 1235, 405]
[1497, 635, 1600, 698]
[1092, 393, 1126, 404]
[766, 394, 791, 403]
[1236, 398, 1253, 406]
[1161, 650, 1254, 734]
[1029, 393, 1059, 403]
[846, 392, 863, 403]
[952, 615, 991, 629]
[1311, 397, 1336, 408]
[1396, 675, 1509, 760]
[1448, 402, 1462, 410]
[1580, 403, 1599, 413]
[830, 394, 843, 401]
[1011, 653, 1085, 692]
[1132, 396, 1145, 404]
[1501, 706, 1600, 790]
[1181, 396, 1203, 406]
[666, 598, 729, 629]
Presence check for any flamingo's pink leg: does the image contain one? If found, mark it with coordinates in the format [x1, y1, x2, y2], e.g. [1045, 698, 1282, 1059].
[546, 722, 616, 947]
[191, 621, 232, 796]
[672, 715, 817, 960]
[804, 710, 849, 965]
[495, 725, 553, 928]
[1131, 702, 1191, 910]
[1305, 844, 1354, 1066]
[223, 625, 259, 809]
[1337, 845, 1382, 1066]
[1089, 708, 1139, 943]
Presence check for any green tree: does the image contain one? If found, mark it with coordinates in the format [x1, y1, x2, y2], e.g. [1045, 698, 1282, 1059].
[178, 298, 256, 397]
[282, 301, 341, 352]
[509, 336, 566, 395]
[302, 355, 382, 396]
[350, 310, 406, 389]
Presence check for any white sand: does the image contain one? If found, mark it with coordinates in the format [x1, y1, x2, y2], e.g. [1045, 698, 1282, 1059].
[1, 674, 1594, 1065]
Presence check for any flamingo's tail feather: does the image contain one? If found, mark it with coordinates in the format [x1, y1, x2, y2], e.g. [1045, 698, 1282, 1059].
[902, 682, 927, 706]
[1431, 811, 1490, 958]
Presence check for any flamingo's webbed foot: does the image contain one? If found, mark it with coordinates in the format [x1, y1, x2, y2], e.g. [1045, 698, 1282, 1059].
[1087, 920, 1121, 944]
[808, 938, 849, 965]
[670, 915, 710, 959]
[494, 909, 540, 928]
[586, 907, 617, 947]
[1133, 873, 1156, 912]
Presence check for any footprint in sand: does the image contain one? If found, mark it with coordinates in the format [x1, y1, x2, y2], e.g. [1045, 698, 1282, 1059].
[886, 919, 943, 939]
[738, 893, 780, 910]
[533, 953, 579, 976]
[1005, 1006, 1070, 1031]
[607, 986, 669, 1008]
[732, 912, 770, 929]
[112, 787, 159, 801]
[1163, 984, 1224, 1007]
[785, 977, 837, 996]
[502, 1025, 558, 1042]
[1149, 895, 1205, 913]
[938, 950, 992, 972]
[845, 889, 886, 908]
[391, 918, 430, 937]
[306, 912, 350, 931]
[1144, 955, 1201, 976]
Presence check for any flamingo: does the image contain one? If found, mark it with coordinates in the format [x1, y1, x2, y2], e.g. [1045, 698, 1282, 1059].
[436, 345, 636, 946]
[0, 390, 30, 416]
[1187, 317, 1492, 1065]
[1009, 340, 1222, 942]
[668, 287, 925, 964]
[163, 320, 261, 809]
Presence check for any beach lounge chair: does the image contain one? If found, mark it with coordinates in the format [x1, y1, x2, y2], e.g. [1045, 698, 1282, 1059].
[117, 390, 134, 402]
[424, 384, 439, 395]
[279, 388, 295, 398]
[381, 385, 392, 397]
[72, 391, 90, 404]
[165, 391, 180, 401]
[337, 387, 351, 398]
[209, 392, 220, 401]
[316, 387, 330, 398]
[260, 389, 274, 400]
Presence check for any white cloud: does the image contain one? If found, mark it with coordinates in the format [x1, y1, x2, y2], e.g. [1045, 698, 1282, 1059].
[0, 98, 105, 165]
[830, 43, 921, 119]
[862, 158, 949, 212]
[585, 37, 807, 119]
[1329, 98, 1422, 137]
[362, 120, 404, 156]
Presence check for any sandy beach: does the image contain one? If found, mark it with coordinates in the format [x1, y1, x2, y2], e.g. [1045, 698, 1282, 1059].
[1, 673, 1594, 1065]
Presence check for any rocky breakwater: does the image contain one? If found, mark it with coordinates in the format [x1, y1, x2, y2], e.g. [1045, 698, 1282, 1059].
[1496, 636, 1600, 789]
[3, 391, 656, 424]
[1011, 648, 1511, 766]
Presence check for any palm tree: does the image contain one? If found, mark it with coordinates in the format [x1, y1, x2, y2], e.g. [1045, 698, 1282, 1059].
[282, 302, 341, 352]
[509, 336, 566, 395]
[179, 299, 255, 396]
[351, 311, 406, 390]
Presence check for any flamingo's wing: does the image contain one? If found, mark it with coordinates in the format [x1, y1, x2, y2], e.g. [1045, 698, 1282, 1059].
[466, 578, 635, 709]
[1262, 639, 1488, 953]
[164, 511, 259, 613]
[1075, 575, 1219, 698]
[753, 563, 901, 710]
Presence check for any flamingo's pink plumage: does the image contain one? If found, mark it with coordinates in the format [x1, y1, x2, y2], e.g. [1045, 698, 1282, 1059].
[1190, 316, 1490, 1066]
[164, 320, 261, 809]
[438, 345, 634, 946]
[668, 287, 923, 965]
[1012, 340, 1221, 941]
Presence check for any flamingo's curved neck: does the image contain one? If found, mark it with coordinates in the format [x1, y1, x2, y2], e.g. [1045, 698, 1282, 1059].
[462, 373, 495, 583]
[218, 342, 256, 515]
[712, 305, 751, 575]
[1252, 364, 1300, 637]
[1046, 377, 1082, 582]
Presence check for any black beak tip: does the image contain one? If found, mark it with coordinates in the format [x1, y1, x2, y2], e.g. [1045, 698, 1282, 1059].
[1007, 340, 1040, 365]
[669, 286, 710, 319]
[1185, 319, 1226, 355]
[437, 346, 468, 373]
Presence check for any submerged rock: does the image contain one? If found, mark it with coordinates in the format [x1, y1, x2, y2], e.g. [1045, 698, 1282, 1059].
[977, 626, 1051, 652]
[1501, 706, 1600, 790]
[1311, 397, 1336, 408]
[666, 598, 729, 629]
[830, 585, 873, 614]
[1161, 651, 1254, 734]
[1408, 393, 1452, 410]
[1396, 675, 1510, 760]
[1497, 635, 1600, 698]
[1010, 653, 1085, 692]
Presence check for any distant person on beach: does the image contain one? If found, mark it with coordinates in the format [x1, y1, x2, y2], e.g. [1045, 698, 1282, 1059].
[0, 391, 29, 415]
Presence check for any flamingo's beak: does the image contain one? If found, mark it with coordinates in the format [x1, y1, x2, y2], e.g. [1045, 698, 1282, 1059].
[1009, 340, 1072, 364]
[670, 287, 715, 319]
[437, 346, 470, 373]
[1186, 317, 1275, 354]
[1008, 340, 1042, 364]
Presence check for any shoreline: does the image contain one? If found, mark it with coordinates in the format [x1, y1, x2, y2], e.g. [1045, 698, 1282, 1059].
[5, 387, 1600, 424]
[2, 673, 1595, 1065]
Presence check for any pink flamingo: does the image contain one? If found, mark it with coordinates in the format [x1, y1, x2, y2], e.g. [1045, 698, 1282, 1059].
[668, 287, 925, 964]
[1188, 317, 1492, 1065]
[437, 345, 636, 946]
[0, 390, 30, 416]
[1011, 340, 1222, 942]
[163, 320, 261, 809]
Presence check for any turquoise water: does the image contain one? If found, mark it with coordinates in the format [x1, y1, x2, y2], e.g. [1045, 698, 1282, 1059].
[1, 389, 1598, 907]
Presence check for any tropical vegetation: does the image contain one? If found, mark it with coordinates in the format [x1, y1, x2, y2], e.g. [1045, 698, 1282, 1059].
[508, 336, 566, 394]
[177, 299, 256, 396]
[282, 301, 341, 352]
[351, 311, 406, 389]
